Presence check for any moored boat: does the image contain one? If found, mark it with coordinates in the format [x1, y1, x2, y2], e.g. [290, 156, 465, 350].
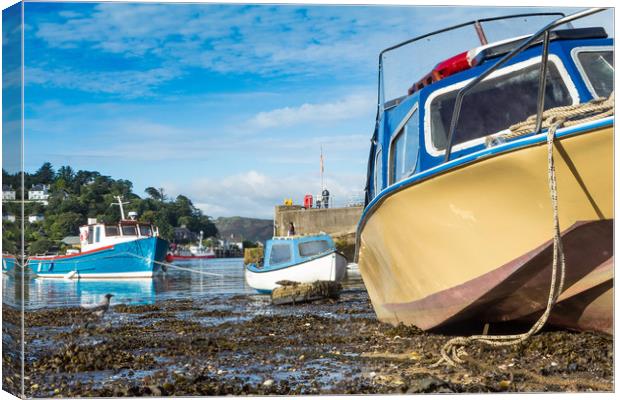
[245, 234, 347, 293]
[356, 9, 613, 334]
[2, 254, 17, 274]
[166, 230, 215, 262]
[30, 197, 169, 279]
[165, 249, 215, 261]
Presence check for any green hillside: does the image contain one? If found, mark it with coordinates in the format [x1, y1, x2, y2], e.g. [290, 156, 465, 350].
[214, 216, 273, 244]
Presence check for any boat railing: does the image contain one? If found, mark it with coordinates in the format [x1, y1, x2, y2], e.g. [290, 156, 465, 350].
[375, 12, 566, 115]
[443, 7, 608, 162]
[366, 11, 569, 206]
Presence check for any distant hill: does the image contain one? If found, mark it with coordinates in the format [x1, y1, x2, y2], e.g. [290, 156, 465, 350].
[214, 216, 273, 244]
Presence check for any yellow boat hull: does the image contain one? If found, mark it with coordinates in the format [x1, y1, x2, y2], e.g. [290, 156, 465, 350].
[357, 124, 613, 333]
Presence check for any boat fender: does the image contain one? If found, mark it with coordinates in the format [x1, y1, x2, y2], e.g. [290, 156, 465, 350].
[64, 270, 77, 280]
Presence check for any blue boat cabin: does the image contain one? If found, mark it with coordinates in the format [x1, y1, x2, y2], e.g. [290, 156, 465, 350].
[254, 234, 336, 271]
[366, 27, 613, 203]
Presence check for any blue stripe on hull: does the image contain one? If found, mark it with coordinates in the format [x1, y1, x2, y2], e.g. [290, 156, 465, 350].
[2, 257, 16, 273]
[31, 237, 168, 278]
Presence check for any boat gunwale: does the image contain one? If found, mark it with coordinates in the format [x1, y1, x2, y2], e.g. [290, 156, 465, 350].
[28, 236, 165, 261]
[28, 245, 116, 261]
[355, 116, 613, 260]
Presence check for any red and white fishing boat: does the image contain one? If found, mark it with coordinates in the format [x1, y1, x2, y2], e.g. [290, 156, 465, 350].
[166, 230, 215, 262]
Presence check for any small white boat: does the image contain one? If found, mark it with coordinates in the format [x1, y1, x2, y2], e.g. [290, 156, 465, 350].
[245, 234, 347, 293]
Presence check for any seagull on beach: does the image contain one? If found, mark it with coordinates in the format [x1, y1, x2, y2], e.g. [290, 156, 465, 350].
[81, 293, 114, 318]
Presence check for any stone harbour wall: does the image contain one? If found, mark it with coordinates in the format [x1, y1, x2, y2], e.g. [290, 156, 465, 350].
[274, 205, 363, 237]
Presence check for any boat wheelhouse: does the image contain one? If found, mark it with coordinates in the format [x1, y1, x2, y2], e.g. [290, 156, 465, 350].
[30, 197, 169, 279]
[245, 234, 347, 293]
[356, 9, 613, 334]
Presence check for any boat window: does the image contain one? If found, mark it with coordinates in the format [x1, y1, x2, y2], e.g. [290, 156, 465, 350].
[95, 227, 101, 243]
[299, 240, 331, 257]
[105, 225, 120, 236]
[374, 148, 383, 194]
[573, 49, 613, 98]
[429, 59, 574, 152]
[139, 225, 152, 237]
[121, 225, 138, 236]
[390, 109, 420, 184]
[88, 226, 94, 244]
[269, 243, 292, 265]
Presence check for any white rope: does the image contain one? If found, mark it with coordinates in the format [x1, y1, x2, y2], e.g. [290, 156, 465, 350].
[123, 252, 224, 278]
[158, 261, 223, 277]
[431, 119, 567, 368]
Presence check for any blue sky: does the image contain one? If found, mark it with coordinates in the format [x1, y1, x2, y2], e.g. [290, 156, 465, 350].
[13, 2, 612, 218]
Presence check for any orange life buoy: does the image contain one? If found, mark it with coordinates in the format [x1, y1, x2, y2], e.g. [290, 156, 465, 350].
[80, 231, 88, 241]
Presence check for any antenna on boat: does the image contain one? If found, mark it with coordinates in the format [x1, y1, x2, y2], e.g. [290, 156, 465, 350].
[111, 195, 130, 220]
[320, 145, 324, 191]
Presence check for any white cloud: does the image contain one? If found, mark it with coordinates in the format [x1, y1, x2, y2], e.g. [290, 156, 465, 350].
[28, 4, 593, 100]
[24, 94, 373, 163]
[244, 93, 375, 130]
[2, 67, 21, 89]
[26, 66, 182, 98]
[28, 3, 443, 88]
[167, 170, 365, 218]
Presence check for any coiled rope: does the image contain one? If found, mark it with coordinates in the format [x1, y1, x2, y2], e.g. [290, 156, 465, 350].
[430, 93, 614, 368]
[507, 92, 614, 139]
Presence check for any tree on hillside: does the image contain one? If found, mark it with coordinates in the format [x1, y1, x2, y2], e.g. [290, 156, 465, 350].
[2, 168, 19, 189]
[186, 215, 218, 238]
[34, 162, 55, 185]
[145, 187, 163, 201]
[56, 165, 75, 185]
[28, 238, 54, 255]
[2, 229, 18, 254]
[72, 170, 101, 194]
[46, 212, 84, 240]
[3, 162, 219, 253]
[174, 195, 197, 217]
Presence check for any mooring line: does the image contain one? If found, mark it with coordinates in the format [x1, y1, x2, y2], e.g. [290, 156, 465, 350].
[429, 92, 615, 368]
[430, 119, 567, 368]
[124, 253, 223, 277]
[157, 260, 223, 277]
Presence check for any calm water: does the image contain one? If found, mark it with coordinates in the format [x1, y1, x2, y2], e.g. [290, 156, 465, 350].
[2, 258, 365, 309]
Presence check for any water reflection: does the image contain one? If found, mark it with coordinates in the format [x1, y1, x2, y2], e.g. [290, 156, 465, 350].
[2, 258, 365, 309]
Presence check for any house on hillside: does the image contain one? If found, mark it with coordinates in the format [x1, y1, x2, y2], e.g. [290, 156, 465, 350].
[28, 214, 44, 223]
[28, 184, 50, 205]
[2, 185, 16, 201]
[2, 212, 16, 223]
[215, 238, 244, 250]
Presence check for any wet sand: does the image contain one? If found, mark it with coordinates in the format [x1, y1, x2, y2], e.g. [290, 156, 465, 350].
[2, 288, 613, 397]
